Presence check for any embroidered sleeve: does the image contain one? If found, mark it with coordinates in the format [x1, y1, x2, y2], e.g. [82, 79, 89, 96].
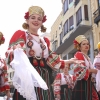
[53, 73, 61, 95]
[0, 59, 10, 93]
[74, 52, 89, 80]
[44, 37, 66, 70]
[5, 30, 26, 64]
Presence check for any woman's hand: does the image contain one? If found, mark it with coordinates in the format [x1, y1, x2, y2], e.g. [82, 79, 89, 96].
[69, 58, 84, 64]
[88, 69, 97, 74]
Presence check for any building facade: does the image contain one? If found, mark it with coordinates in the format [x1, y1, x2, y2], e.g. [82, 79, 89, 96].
[50, 11, 63, 52]
[91, 0, 100, 55]
[50, 0, 94, 62]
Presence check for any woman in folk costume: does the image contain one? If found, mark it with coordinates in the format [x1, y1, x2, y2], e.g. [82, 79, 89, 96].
[5, 6, 84, 100]
[72, 35, 99, 100]
[0, 32, 11, 100]
[93, 42, 100, 98]
[53, 64, 77, 100]
[93, 42, 100, 70]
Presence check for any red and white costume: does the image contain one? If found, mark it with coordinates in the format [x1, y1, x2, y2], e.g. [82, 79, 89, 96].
[0, 57, 10, 93]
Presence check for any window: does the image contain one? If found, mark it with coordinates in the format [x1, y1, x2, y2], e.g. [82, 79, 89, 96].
[63, 55, 67, 60]
[52, 40, 58, 51]
[69, 0, 73, 4]
[59, 23, 62, 30]
[55, 31, 57, 37]
[51, 35, 54, 42]
[52, 35, 54, 41]
[75, 0, 80, 6]
[68, 0, 74, 9]
[63, 0, 68, 14]
[98, 0, 100, 7]
[76, 7, 82, 26]
[55, 41, 58, 49]
[69, 16, 74, 31]
[60, 32, 63, 45]
[64, 20, 68, 35]
[84, 5, 88, 20]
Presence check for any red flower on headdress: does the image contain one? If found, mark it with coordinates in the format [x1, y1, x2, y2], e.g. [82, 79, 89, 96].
[73, 40, 79, 45]
[1, 36, 5, 42]
[73, 40, 80, 50]
[42, 15, 47, 23]
[24, 12, 29, 19]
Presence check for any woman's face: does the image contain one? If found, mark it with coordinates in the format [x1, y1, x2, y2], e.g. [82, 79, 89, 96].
[63, 66, 69, 74]
[27, 14, 43, 31]
[80, 40, 90, 52]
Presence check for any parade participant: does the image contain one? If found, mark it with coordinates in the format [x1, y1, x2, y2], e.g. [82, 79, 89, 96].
[72, 35, 99, 100]
[6, 6, 84, 100]
[54, 64, 76, 100]
[93, 42, 100, 98]
[93, 42, 100, 70]
[0, 32, 11, 100]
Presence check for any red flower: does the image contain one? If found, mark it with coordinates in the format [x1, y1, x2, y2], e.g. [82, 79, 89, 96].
[24, 12, 29, 19]
[42, 15, 47, 23]
[2, 36, 5, 40]
[1, 36, 5, 42]
[73, 40, 78, 45]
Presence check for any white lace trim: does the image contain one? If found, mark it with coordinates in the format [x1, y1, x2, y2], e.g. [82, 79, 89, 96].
[13, 82, 36, 100]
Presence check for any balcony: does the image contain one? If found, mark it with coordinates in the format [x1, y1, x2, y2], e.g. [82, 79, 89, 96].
[55, 21, 91, 54]
[93, 7, 100, 25]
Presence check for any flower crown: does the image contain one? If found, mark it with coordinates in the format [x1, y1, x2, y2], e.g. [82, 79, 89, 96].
[73, 35, 87, 50]
[73, 40, 80, 50]
[24, 11, 47, 23]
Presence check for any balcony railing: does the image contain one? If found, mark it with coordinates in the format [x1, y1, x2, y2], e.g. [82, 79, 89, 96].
[93, 7, 100, 25]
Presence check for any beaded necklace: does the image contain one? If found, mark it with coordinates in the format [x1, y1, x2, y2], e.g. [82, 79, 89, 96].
[26, 32, 46, 67]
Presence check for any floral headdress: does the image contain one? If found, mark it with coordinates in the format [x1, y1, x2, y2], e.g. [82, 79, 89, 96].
[22, 6, 47, 32]
[24, 6, 47, 23]
[73, 35, 87, 50]
[0, 32, 5, 45]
